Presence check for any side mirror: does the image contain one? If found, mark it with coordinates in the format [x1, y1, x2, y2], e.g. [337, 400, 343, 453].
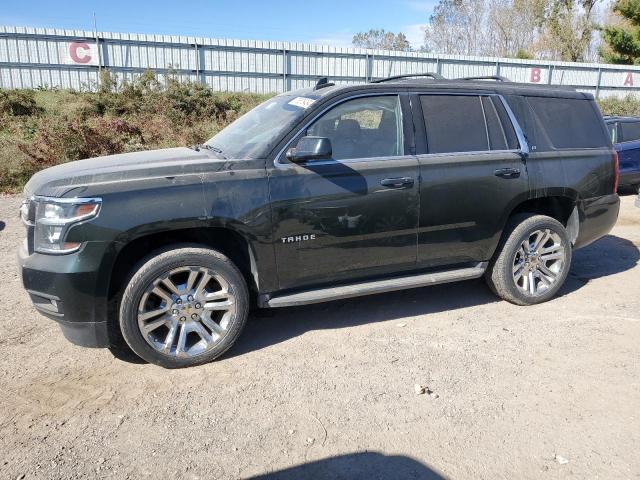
[286, 136, 332, 163]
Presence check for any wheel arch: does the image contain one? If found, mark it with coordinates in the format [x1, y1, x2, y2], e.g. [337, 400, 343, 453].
[107, 225, 261, 306]
[503, 194, 579, 244]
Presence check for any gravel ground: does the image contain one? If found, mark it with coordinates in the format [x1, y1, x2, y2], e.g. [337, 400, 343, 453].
[0, 194, 638, 480]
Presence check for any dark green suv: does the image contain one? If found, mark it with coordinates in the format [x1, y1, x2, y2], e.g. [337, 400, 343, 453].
[19, 75, 620, 368]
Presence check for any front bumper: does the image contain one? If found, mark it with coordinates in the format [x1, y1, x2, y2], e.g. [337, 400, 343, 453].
[18, 239, 112, 348]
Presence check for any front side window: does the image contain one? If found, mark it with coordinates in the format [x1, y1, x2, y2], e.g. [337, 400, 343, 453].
[305, 95, 404, 160]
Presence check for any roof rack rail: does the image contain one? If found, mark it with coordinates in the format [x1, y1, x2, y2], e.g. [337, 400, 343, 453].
[314, 77, 336, 91]
[460, 75, 511, 82]
[371, 73, 445, 83]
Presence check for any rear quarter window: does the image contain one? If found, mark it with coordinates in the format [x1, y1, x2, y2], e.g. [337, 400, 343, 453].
[526, 96, 609, 150]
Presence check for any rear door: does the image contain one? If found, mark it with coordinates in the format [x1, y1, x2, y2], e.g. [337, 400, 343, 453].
[411, 93, 529, 268]
[267, 93, 420, 290]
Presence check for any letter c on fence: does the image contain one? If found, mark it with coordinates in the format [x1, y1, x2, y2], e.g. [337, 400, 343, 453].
[530, 68, 542, 83]
[69, 42, 92, 64]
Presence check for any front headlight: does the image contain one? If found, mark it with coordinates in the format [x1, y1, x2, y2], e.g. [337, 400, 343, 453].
[33, 197, 102, 254]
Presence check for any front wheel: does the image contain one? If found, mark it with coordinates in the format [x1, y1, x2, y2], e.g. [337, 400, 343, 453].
[119, 246, 249, 368]
[486, 215, 572, 306]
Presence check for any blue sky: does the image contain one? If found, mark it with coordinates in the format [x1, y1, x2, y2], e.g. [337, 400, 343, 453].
[2, 0, 438, 49]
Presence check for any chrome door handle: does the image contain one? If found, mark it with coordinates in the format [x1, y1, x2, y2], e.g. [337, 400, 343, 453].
[381, 177, 415, 188]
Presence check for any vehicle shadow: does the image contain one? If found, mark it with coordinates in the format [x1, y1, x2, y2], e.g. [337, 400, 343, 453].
[560, 234, 640, 295]
[230, 234, 638, 359]
[109, 235, 638, 365]
[245, 452, 445, 480]
[230, 278, 497, 359]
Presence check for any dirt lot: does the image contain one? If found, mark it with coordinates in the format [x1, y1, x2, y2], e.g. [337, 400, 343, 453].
[0, 194, 638, 480]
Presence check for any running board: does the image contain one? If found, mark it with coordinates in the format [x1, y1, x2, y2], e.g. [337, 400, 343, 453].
[263, 262, 488, 308]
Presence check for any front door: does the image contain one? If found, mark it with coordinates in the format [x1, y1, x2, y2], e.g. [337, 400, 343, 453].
[267, 93, 420, 291]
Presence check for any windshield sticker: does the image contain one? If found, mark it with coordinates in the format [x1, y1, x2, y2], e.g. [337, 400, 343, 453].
[288, 97, 317, 109]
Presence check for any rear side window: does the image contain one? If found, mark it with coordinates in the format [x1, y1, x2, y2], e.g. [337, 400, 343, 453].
[482, 97, 519, 150]
[620, 121, 640, 142]
[526, 96, 608, 149]
[420, 95, 519, 154]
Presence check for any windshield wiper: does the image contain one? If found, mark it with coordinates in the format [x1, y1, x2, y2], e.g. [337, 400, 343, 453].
[191, 144, 228, 159]
[203, 144, 228, 159]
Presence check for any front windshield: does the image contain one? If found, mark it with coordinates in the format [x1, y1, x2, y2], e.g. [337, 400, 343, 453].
[205, 94, 316, 159]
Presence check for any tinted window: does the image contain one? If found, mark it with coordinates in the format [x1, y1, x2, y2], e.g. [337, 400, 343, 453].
[526, 96, 609, 149]
[306, 96, 403, 160]
[621, 121, 640, 142]
[489, 97, 520, 150]
[421, 95, 487, 154]
[420, 95, 518, 154]
[482, 97, 519, 150]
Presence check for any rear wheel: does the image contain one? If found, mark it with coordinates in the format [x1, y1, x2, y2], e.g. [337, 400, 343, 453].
[119, 246, 249, 368]
[486, 214, 572, 306]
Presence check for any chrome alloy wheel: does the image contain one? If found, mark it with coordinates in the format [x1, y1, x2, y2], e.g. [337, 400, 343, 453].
[512, 228, 566, 296]
[137, 266, 236, 358]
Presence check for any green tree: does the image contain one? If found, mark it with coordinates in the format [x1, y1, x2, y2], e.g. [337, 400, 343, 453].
[541, 0, 600, 62]
[352, 29, 412, 51]
[601, 0, 640, 64]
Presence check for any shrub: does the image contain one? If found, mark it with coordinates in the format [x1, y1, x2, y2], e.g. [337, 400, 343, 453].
[0, 89, 42, 116]
[1, 73, 272, 192]
[597, 95, 640, 117]
[17, 116, 144, 166]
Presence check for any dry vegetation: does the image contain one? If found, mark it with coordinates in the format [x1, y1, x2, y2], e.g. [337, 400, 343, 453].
[0, 71, 268, 193]
[1, 72, 639, 193]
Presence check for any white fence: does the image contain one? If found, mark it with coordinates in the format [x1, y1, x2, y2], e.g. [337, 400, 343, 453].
[3, 25, 640, 98]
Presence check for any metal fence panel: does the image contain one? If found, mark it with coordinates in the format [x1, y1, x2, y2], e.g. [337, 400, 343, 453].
[4, 25, 640, 98]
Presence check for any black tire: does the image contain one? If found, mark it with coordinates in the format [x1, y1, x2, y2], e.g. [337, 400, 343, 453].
[119, 245, 249, 368]
[485, 214, 572, 306]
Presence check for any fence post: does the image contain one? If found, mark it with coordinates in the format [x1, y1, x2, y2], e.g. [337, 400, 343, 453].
[365, 53, 370, 82]
[282, 48, 287, 92]
[596, 67, 602, 99]
[94, 33, 102, 88]
[194, 42, 206, 85]
[496, 60, 501, 77]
